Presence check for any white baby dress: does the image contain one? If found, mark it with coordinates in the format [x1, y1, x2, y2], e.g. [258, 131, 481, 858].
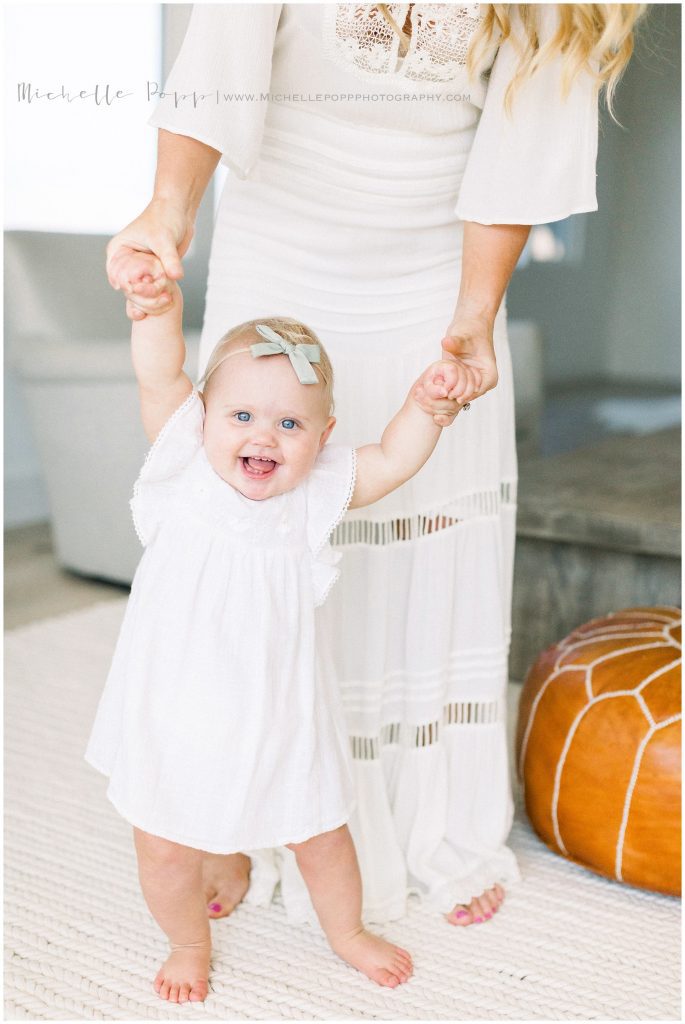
[85, 390, 358, 853]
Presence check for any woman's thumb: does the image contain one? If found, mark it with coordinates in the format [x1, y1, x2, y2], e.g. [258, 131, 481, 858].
[158, 245, 184, 280]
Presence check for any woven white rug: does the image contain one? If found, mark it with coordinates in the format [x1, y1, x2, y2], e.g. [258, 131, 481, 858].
[4, 600, 681, 1021]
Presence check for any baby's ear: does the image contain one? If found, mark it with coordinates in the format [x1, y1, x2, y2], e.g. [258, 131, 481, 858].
[319, 416, 336, 450]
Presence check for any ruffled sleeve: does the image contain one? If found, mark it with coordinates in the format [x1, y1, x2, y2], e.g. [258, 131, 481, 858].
[305, 445, 357, 608]
[455, 4, 599, 225]
[147, 4, 283, 180]
[129, 390, 204, 547]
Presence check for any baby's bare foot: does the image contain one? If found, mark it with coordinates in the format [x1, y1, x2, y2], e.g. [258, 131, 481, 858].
[331, 928, 413, 988]
[203, 851, 251, 919]
[153, 939, 211, 1003]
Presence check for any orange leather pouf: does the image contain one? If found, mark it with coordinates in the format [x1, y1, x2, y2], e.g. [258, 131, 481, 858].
[516, 607, 681, 896]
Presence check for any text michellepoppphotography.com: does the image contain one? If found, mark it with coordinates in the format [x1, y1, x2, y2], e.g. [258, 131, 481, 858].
[15, 82, 471, 107]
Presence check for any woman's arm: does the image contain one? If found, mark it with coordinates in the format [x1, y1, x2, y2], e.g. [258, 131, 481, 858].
[441, 221, 531, 399]
[106, 130, 221, 317]
[456, 222, 531, 323]
[154, 129, 221, 226]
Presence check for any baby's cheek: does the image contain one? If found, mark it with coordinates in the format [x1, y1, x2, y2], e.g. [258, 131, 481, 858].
[290, 436, 322, 480]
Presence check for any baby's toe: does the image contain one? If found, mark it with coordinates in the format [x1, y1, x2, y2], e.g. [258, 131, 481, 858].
[486, 885, 503, 911]
[158, 978, 171, 1000]
[470, 897, 487, 922]
[393, 957, 412, 981]
[477, 893, 495, 919]
[447, 905, 473, 926]
[189, 979, 209, 1002]
[168, 982, 180, 1003]
[373, 967, 400, 988]
[178, 982, 192, 1004]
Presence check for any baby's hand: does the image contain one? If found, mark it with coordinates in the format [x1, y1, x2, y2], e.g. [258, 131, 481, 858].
[413, 360, 469, 426]
[114, 251, 175, 321]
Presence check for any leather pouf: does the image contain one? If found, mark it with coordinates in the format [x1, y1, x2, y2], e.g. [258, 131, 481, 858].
[516, 607, 681, 895]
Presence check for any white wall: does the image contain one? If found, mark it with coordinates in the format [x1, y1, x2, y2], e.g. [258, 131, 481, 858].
[3, 4, 204, 529]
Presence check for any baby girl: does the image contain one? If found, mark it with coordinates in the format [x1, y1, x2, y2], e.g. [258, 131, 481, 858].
[85, 258, 466, 1003]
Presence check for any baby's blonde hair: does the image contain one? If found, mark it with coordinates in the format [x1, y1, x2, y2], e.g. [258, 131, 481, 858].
[199, 316, 335, 414]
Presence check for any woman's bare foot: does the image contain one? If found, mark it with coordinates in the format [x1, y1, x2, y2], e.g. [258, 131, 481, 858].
[446, 883, 505, 926]
[202, 852, 251, 919]
[331, 928, 413, 988]
[153, 939, 211, 1003]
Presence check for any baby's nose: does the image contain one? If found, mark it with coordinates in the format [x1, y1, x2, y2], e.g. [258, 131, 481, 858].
[250, 426, 277, 446]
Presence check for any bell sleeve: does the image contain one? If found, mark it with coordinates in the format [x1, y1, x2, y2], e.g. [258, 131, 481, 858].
[147, 3, 283, 180]
[455, 4, 600, 225]
[129, 390, 204, 547]
[305, 445, 357, 608]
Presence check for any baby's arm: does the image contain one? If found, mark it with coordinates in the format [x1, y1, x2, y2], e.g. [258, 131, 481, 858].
[349, 360, 463, 510]
[130, 278, 193, 443]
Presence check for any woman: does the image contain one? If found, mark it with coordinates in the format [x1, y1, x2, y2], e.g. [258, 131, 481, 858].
[107, 3, 646, 928]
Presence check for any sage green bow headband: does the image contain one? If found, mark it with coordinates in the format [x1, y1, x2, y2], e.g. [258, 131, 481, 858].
[251, 324, 321, 384]
[198, 324, 323, 389]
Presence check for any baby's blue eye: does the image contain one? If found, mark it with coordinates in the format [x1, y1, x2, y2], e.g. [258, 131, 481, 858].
[281, 419, 297, 430]
[235, 411, 251, 422]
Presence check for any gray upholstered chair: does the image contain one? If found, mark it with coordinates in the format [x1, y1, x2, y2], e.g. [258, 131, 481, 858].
[5, 230, 200, 583]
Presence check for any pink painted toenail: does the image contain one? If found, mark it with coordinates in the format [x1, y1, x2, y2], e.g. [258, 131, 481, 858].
[474, 917, 484, 923]
[484, 913, 492, 919]
[209, 902, 222, 912]
[455, 911, 469, 919]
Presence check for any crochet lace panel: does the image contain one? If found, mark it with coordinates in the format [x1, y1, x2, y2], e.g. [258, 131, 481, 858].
[331, 481, 516, 546]
[350, 698, 505, 760]
[324, 4, 485, 84]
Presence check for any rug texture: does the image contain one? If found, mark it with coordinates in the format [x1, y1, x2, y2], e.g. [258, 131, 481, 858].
[4, 600, 681, 1021]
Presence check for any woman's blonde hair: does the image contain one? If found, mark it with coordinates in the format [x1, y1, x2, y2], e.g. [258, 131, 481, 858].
[199, 316, 335, 414]
[379, 3, 648, 124]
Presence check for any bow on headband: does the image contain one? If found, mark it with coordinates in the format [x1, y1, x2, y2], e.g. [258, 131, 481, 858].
[252, 324, 321, 385]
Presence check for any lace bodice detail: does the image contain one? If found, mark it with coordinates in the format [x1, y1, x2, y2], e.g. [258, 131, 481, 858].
[324, 4, 485, 84]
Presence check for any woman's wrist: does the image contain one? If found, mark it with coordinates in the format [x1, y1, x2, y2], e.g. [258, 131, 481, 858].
[146, 194, 195, 235]
[150, 189, 196, 225]
[444, 307, 497, 359]
[450, 298, 498, 330]
[454, 221, 531, 328]
[152, 129, 221, 221]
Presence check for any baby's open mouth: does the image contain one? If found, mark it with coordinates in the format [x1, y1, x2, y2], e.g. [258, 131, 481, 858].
[241, 456, 278, 479]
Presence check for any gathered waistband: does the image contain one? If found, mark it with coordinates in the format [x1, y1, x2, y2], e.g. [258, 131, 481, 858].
[260, 102, 475, 198]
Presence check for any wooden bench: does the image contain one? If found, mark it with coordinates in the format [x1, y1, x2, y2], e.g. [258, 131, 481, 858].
[510, 427, 681, 680]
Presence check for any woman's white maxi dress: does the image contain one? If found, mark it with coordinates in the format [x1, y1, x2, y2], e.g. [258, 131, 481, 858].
[149, 3, 599, 923]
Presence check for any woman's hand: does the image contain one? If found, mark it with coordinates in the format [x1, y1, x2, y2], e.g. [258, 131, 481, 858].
[440, 308, 499, 405]
[106, 197, 194, 321]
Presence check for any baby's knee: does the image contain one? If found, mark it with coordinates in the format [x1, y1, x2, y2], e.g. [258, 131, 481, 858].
[133, 826, 202, 873]
[286, 824, 349, 858]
